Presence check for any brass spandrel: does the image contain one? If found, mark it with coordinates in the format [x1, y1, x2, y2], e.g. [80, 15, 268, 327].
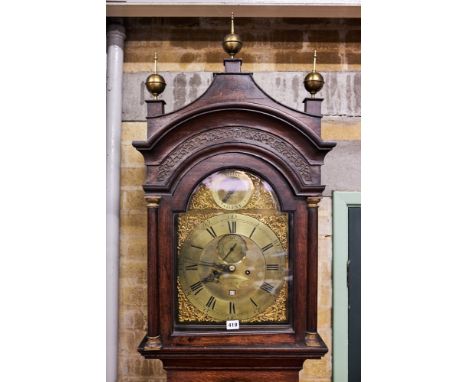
[247, 213, 288, 251]
[188, 183, 219, 210]
[177, 212, 221, 251]
[177, 279, 214, 323]
[244, 174, 278, 210]
[246, 283, 288, 323]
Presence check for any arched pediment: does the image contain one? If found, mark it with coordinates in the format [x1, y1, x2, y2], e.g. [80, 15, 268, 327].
[133, 63, 336, 195]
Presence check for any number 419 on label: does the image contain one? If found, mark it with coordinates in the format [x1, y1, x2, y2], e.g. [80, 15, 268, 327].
[226, 319, 240, 330]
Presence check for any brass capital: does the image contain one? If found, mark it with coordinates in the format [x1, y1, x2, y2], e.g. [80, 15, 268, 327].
[307, 197, 321, 208]
[305, 331, 320, 347]
[145, 195, 161, 208]
[144, 335, 162, 350]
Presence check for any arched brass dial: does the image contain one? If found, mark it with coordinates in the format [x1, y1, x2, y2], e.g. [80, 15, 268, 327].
[178, 213, 286, 321]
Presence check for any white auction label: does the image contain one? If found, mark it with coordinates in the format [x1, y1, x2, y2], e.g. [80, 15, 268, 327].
[226, 320, 240, 330]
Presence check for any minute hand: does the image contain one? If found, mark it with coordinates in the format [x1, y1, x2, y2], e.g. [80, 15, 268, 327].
[201, 271, 221, 283]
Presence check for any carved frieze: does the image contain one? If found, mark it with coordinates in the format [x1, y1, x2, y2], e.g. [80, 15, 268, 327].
[155, 126, 314, 183]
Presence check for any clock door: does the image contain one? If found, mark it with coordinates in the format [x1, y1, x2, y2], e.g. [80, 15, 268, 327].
[176, 169, 290, 327]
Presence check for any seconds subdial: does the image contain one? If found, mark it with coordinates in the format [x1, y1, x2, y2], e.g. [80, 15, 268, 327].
[218, 234, 247, 263]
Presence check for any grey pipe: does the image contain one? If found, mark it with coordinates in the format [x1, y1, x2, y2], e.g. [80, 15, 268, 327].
[106, 22, 126, 382]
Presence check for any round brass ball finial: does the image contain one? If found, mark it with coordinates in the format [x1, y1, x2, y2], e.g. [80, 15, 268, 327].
[304, 50, 324, 98]
[222, 12, 242, 58]
[304, 71, 324, 97]
[145, 52, 166, 99]
[145, 73, 166, 98]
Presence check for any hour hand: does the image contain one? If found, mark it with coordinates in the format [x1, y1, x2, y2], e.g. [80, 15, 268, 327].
[201, 270, 221, 283]
[199, 260, 230, 272]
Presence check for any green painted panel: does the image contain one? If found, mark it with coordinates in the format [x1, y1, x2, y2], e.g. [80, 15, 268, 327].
[333, 192, 361, 382]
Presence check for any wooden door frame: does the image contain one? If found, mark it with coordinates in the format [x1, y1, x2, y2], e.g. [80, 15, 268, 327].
[332, 191, 361, 382]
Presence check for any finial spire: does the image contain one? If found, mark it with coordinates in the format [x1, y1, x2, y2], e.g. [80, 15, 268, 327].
[313, 49, 317, 72]
[231, 12, 235, 34]
[154, 51, 158, 74]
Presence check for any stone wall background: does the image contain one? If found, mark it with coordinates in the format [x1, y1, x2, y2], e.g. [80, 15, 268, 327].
[123, 71, 360, 120]
[117, 16, 360, 382]
[123, 17, 360, 72]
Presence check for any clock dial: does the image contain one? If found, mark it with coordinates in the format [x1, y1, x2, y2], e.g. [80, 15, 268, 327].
[210, 170, 254, 210]
[178, 213, 286, 321]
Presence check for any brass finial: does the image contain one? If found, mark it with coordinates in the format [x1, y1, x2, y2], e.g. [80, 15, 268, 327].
[304, 50, 325, 98]
[222, 12, 242, 58]
[145, 51, 166, 99]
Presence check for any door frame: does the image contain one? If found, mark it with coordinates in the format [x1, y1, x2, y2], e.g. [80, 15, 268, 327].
[332, 191, 361, 382]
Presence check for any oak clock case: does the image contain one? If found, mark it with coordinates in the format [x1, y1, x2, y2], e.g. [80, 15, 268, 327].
[133, 55, 336, 382]
[177, 169, 290, 325]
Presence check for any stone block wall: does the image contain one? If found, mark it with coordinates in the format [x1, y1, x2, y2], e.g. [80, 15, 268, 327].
[122, 71, 360, 120]
[117, 16, 360, 382]
[119, 122, 167, 382]
[123, 17, 360, 72]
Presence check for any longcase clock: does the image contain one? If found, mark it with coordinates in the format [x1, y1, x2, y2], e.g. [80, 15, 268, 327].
[133, 56, 335, 382]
